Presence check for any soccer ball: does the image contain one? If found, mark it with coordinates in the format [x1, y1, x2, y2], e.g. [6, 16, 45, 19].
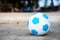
[27, 12, 50, 35]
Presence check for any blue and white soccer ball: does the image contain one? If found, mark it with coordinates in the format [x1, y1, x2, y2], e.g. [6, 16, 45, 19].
[27, 12, 50, 35]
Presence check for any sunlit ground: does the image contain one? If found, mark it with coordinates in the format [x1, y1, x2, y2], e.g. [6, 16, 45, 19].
[0, 11, 60, 40]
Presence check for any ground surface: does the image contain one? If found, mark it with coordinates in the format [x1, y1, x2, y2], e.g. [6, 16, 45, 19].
[0, 11, 60, 40]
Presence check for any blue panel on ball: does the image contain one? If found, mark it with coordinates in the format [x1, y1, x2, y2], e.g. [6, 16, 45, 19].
[43, 14, 48, 19]
[27, 21, 29, 27]
[31, 29, 38, 35]
[43, 24, 49, 31]
[32, 17, 39, 25]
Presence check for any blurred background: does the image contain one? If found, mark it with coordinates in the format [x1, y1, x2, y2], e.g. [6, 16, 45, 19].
[0, 0, 60, 12]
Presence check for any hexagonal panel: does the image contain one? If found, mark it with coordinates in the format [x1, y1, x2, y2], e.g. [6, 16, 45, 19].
[43, 24, 49, 31]
[27, 21, 29, 27]
[43, 14, 48, 19]
[32, 17, 39, 25]
[31, 29, 38, 35]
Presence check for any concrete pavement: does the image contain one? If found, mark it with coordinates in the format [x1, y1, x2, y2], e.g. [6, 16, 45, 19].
[0, 11, 60, 40]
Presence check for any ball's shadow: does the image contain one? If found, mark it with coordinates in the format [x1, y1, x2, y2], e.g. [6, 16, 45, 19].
[28, 31, 52, 36]
[29, 33, 48, 36]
